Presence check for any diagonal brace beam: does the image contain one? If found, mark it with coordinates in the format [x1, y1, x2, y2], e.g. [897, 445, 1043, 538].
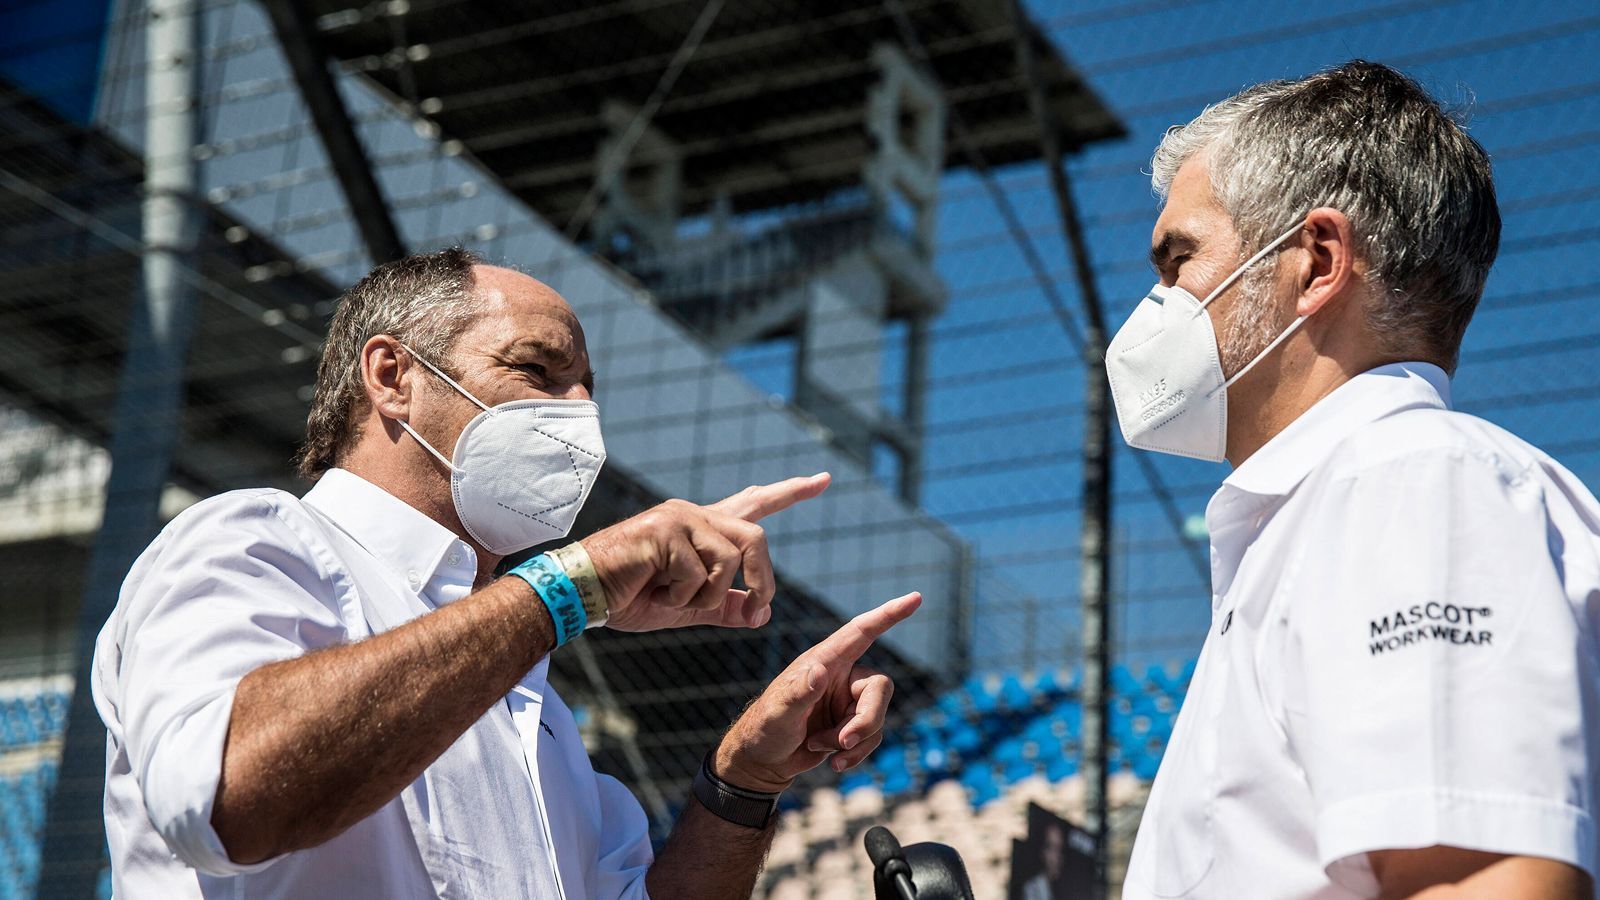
[262, 0, 406, 264]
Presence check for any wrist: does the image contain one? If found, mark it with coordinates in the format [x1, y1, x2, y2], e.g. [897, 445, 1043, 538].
[548, 542, 609, 629]
[694, 750, 783, 830]
[712, 741, 792, 795]
[506, 553, 586, 646]
[577, 533, 628, 612]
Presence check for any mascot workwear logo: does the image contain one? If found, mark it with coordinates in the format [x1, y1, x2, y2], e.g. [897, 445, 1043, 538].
[1367, 602, 1495, 656]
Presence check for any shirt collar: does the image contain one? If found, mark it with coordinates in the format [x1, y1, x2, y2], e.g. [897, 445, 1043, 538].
[1220, 361, 1452, 501]
[303, 468, 478, 601]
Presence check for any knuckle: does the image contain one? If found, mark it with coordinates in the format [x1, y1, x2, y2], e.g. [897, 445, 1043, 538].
[745, 523, 768, 549]
[635, 510, 672, 533]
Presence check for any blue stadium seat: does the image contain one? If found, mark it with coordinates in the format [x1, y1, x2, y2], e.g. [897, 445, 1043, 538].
[1030, 666, 1072, 699]
[1045, 753, 1078, 783]
[838, 770, 875, 795]
[998, 672, 1032, 711]
[992, 736, 1026, 765]
[959, 765, 1000, 807]
[966, 684, 1000, 716]
[946, 721, 981, 755]
[881, 767, 913, 797]
[1110, 665, 1141, 699]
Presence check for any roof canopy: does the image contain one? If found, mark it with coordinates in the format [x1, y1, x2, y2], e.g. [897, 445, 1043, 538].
[309, 0, 1126, 228]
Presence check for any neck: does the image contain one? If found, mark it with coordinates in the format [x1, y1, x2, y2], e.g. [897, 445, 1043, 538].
[1224, 343, 1421, 467]
[338, 445, 504, 582]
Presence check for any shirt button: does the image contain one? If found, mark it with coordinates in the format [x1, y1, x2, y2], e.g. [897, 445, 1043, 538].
[406, 571, 421, 589]
[447, 553, 461, 567]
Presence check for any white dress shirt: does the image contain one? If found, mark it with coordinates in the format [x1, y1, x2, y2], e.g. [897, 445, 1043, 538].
[1124, 362, 1600, 898]
[93, 468, 653, 899]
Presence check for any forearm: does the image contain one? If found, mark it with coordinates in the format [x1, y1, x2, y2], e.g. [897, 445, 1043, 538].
[1373, 846, 1591, 899]
[646, 796, 777, 900]
[212, 574, 554, 863]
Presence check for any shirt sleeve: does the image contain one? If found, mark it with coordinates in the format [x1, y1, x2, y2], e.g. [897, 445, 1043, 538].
[104, 491, 350, 876]
[590, 770, 655, 899]
[1279, 446, 1596, 882]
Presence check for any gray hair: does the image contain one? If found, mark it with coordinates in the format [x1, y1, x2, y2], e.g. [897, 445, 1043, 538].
[296, 247, 482, 479]
[1151, 60, 1500, 372]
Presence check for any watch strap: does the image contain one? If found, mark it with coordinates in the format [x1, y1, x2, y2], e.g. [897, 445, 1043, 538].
[691, 752, 781, 830]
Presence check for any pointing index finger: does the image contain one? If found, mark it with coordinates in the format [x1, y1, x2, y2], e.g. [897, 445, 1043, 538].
[812, 592, 923, 667]
[710, 472, 831, 522]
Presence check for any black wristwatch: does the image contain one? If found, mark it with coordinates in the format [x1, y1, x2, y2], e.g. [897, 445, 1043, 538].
[691, 752, 782, 829]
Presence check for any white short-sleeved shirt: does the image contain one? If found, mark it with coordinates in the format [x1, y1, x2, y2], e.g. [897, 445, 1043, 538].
[1124, 362, 1600, 899]
[92, 468, 654, 900]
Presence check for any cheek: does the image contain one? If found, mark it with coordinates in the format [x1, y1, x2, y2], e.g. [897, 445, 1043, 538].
[1176, 256, 1233, 302]
[415, 387, 482, 451]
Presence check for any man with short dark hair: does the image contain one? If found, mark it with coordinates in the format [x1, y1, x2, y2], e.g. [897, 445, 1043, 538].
[94, 251, 920, 898]
[1112, 61, 1599, 897]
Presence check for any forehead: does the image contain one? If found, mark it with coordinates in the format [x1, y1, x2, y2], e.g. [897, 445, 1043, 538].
[1152, 153, 1236, 250]
[462, 265, 586, 354]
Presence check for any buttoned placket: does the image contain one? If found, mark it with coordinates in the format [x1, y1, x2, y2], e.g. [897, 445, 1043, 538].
[1206, 490, 1280, 616]
[415, 542, 568, 897]
[506, 661, 568, 900]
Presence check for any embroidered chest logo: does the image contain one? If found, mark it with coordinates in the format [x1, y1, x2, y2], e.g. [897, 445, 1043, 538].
[1367, 602, 1494, 656]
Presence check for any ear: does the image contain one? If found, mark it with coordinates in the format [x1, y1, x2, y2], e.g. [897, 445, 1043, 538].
[1295, 206, 1358, 317]
[359, 335, 414, 422]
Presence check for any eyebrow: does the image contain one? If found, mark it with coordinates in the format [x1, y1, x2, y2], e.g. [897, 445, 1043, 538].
[1149, 229, 1200, 272]
[506, 338, 595, 391]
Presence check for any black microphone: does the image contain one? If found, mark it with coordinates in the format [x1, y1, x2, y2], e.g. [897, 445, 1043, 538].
[865, 825, 917, 900]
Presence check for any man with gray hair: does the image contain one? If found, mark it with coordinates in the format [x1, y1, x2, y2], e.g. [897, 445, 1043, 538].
[93, 249, 920, 898]
[1109, 61, 1600, 897]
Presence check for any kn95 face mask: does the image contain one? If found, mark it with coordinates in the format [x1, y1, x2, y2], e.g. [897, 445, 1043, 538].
[396, 344, 606, 556]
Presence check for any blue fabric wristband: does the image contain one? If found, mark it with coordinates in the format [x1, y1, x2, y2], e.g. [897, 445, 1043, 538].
[508, 553, 587, 646]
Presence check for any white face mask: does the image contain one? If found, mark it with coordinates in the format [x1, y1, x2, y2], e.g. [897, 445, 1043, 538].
[396, 344, 606, 556]
[1105, 221, 1309, 463]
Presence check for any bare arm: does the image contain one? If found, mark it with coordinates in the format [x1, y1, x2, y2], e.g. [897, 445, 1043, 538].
[213, 574, 554, 864]
[646, 796, 780, 900]
[1370, 846, 1591, 899]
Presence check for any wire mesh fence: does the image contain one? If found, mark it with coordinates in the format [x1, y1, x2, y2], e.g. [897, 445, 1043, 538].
[1, 0, 1598, 897]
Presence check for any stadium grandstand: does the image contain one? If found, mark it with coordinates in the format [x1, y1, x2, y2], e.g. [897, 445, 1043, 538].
[3, 0, 1600, 898]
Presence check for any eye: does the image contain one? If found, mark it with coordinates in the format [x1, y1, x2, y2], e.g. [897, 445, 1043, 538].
[515, 363, 548, 378]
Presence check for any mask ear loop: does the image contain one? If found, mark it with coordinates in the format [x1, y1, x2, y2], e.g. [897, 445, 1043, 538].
[1192, 221, 1307, 315]
[1214, 314, 1312, 395]
[393, 342, 494, 473]
[399, 342, 495, 414]
[1189, 221, 1312, 399]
